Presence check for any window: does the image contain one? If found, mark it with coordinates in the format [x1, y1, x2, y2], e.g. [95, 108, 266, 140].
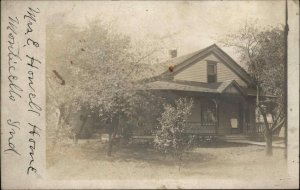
[207, 62, 217, 83]
[201, 102, 216, 125]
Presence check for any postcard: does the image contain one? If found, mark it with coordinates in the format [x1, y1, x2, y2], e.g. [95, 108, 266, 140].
[1, 0, 299, 189]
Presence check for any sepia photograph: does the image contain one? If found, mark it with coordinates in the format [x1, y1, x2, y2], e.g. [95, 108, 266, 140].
[1, 0, 299, 189]
[46, 0, 292, 182]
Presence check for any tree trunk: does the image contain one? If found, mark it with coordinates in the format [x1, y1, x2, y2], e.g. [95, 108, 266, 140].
[73, 134, 77, 144]
[107, 124, 118, 157]
[52, 108, 62, 146]
[258, 105, 273, 156]
[74, 115, 88, 144]
[107, 132, 114, 157]
[264, 130, 273, 156]
[178, 156, 182, 172]
[52, 106, 66, 147]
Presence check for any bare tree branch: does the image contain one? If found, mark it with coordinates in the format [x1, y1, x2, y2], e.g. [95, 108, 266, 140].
[272, 117, 285, 133]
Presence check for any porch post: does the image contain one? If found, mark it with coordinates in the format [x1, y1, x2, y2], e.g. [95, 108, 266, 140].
[216, 100, 219, 135]
[242, 101, 247, 134]
[212, 97, 219, 135]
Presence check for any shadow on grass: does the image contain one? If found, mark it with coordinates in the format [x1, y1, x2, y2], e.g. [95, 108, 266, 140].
[116, 144, 176, 166]
[92, 141, 247, 163]
[63, 139, 251, 168]
[75, 142, 214, 166]
[116, 143, 219, 167]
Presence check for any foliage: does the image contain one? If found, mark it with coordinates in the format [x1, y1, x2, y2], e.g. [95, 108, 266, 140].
[46, 18, 164, 154]
[220, 22, 285, 105]
[48, 19, 159, 116]
[220, 21, 286, 155]
[154, 98, 194, 170]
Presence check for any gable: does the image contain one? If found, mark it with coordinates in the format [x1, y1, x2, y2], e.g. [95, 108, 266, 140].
[218, 80, 245, 96]
[205, 54, 220, 62]
[174, 53, 248, 87]
[215, 55, 248, 87]
[223, 85, 240, 94]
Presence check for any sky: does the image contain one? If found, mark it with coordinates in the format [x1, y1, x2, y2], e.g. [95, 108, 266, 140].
[46, 1, 286, 65]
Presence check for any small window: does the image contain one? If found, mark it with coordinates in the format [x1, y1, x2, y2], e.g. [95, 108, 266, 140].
[207, 62, 217, 83]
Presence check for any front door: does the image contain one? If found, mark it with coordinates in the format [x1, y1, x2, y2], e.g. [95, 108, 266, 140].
[229, 102, 242, 134]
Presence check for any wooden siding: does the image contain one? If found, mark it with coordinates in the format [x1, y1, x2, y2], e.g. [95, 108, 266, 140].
[174, 60, 207, 82]
[217, 59, 247, 87]
[173, 53, 248, 87]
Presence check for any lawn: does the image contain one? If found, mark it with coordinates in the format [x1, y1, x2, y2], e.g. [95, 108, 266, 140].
[46, 139, 290, 188]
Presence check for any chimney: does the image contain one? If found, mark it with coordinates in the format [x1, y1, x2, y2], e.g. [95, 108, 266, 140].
[169, 49, 177, 58]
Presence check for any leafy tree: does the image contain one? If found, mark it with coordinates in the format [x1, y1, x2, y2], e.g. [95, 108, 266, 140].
[220, 21, 285, 155]
[46, 18, 163, 156]
[154, 98, 194, 171]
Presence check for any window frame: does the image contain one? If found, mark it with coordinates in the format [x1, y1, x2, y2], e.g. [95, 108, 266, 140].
[201, 101, 217, 125]
[207, 61, 217, 83]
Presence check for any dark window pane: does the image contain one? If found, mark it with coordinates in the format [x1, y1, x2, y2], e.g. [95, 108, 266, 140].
[208, 75, 216, 83]
[207, 62, 217, 83]
[207, 64, 215, 75]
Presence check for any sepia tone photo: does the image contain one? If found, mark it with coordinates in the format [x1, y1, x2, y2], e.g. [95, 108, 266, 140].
[45, 0, 294, 184]
[1, 0, 299, 189]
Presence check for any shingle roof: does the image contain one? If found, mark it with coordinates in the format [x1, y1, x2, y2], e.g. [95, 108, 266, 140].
[141, 79, 256, 96]
[155, 44, 253, 86]
[161, 48, 206, 68]
[143, 80, 219, 93]
[152, 46, 209, 76]
[141, 44, 259, 97]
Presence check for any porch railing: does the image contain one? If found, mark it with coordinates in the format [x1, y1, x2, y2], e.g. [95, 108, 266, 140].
[255, 122, 273, 134]
[184, 121, 216, 134]
[184, 122, 273, 135]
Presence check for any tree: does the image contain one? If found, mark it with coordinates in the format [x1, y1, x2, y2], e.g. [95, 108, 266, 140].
[220, 21, 285, 155]
[46, 18, 163, 156]
[154, 98, 194, 171]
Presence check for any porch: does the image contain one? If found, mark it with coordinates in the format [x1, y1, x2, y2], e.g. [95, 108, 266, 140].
[183, 121, 268, 136]
[143, 79, 262, 136]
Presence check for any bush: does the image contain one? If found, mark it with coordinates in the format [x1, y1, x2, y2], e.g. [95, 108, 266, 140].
[153, 98, 194, 171]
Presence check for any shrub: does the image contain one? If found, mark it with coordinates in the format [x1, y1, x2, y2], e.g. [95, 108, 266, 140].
[154, 98, 194, 171]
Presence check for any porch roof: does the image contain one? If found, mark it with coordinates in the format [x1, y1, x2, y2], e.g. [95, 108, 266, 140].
[144, 80, 218, 93]
[141, 79, 257, 97]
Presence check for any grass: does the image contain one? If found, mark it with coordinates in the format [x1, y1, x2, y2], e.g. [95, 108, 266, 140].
[46, 139, 289, 187]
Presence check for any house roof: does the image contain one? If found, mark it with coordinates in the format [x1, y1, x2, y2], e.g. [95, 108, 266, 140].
[143, 80, 219, 93]
[156, 44, 254, 86]
[160, 47, 207, 69]
[141, 79, 255, 96]
[140, 44, 261, 97]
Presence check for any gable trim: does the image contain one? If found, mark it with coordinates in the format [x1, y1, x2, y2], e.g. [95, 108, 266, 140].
[212, 48, 252, 86]
[218, 80, 246, 96]
[161, 44, 253, 86]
